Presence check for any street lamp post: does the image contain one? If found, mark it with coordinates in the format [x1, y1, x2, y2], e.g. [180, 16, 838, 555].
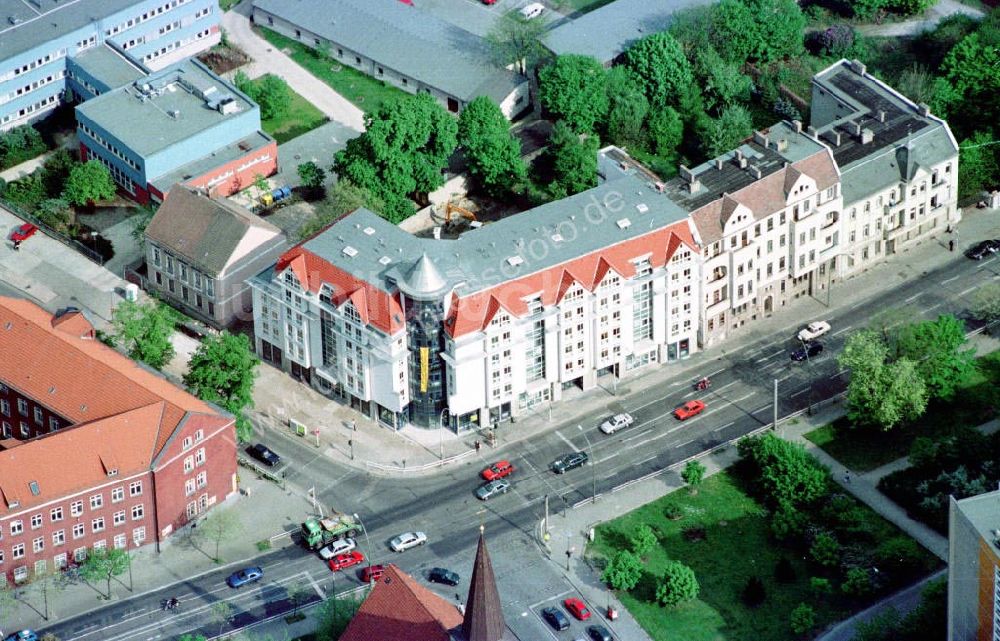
[353, 513, 375, 587]
[577, 425, 596, 504]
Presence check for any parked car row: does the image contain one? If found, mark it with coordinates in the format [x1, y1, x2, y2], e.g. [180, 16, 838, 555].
[540, 597, 614, 639]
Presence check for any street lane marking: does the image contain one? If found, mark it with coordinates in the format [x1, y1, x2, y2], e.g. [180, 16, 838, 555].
[553, 430, 577, 450]
[713, 421, 735, 433]
[905, 293, 921, 303]
[942, 275, 960, 284]
[791, 387, 811, 398]
[677, 439, 696, 448]
[831, 325, 853, 336]
[776, 373, 793, 382]
[960, 286, 976, 296]
[925, 303, 941, 312]
[530, 589, 572, 610]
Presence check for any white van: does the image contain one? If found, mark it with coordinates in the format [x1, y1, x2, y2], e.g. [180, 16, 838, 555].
[519, 2, 545, 19]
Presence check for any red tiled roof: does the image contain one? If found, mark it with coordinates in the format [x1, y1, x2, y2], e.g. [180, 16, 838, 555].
[446, 221, 697, 338]
[275, 247, 405, 334]
[339, 564, 463, 641]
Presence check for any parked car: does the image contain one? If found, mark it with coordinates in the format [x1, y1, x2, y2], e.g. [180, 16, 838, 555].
[587, 624, 614, 641]
[4, 631, 38, 641]
[551, 451, 588, 474]
[328, 550, 365, 572]
[476, 479, 511, 501]
[226, 566, 263, 588]
[541, 606, 571, 631]
[791, 342, 824, 362]
[481, 460, 515, 481]
[797, 321, 831, 342]
[361, 564, 385, 582]
[520, 2, 545, 18]
[318, 538, 356, 560]
[10, 223, 37, 243]
[966, 239, 1000, 260]
[428, 567, 460, 586]
[564, 597, 592, 621]
[673, 400, 706, 420]
[249, 443, 280, 466]
[599, 412, 634, 435]
[390, 531, 427, 552]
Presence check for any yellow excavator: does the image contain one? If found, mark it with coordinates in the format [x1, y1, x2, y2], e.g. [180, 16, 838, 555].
[443, 202, 478, 228]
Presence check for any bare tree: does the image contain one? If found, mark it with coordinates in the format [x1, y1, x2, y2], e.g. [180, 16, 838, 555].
[197, 508, 243, 563]
[210, 601, 235, 637]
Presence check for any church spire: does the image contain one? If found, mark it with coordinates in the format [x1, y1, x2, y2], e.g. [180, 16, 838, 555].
[462, 528, 506, 641]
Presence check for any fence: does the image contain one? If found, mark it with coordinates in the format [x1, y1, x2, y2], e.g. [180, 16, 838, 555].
[0, 197, 105, 264]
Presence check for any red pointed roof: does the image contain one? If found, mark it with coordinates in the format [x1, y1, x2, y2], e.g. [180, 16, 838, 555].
[463, 532, 507, 641]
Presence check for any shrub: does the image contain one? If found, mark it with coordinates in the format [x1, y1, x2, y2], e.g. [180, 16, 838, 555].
[810, 531, 841, 568]
[842, 567, 874, 597]
[790, 602, 816, 636]
[655, 560, 699, 606]
[663, 501, 683, 520]
[875, 536, 927, 579]
[741, 575, 766, 607]
[810, 576, 833, 595]
[601, 550, 643, 591]
[630, 524, 658, 557]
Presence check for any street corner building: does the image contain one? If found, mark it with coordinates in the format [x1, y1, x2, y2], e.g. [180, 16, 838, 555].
[949, 490, 1000, 641]
[0, 298, 237, 587]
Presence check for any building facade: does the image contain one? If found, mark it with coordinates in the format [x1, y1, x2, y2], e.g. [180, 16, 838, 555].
[0, 0, 220, 131]
[949, 491, 1000, 641]
[0, 298, 237, 586]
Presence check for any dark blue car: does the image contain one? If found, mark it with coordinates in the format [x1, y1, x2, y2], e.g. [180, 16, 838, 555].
[226, 566, 263, 588]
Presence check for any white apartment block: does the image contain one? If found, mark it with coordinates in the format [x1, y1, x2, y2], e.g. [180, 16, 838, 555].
[250, 58, 959, 432]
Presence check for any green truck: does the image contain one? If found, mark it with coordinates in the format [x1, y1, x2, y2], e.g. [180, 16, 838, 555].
[301, 514, 360, 550]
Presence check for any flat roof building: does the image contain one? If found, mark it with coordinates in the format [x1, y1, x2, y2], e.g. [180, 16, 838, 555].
[949, 490, 1000, 641]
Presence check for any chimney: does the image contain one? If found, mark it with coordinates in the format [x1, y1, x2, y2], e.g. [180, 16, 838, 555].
[807, 126, 818, 139]
[917, 102, 931, 117]
[823, 130, 842, 146]
[850, 59, 867, 76]
[861, 128, 874, 144]
[679, 165, 695, 183]
[877, 110, 886, 122]
[753, 131, 769, 148]
[792, 119, 803, 133]
[688, 177, 702, 194]
[851, 121, 862, 136]
[750, 166, 762, 180]
[714, 158, 724, 170]
[733, 149, 747, 169]
[776, 138, 789, 152]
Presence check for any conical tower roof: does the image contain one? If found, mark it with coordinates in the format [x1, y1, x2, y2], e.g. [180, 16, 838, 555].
[398, 252, 448, 299]
[462, 528, 507, 641]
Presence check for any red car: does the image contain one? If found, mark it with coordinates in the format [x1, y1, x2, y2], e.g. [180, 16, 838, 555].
[328, 550, 365, 572]
[564, 597, 592, 621]
[481, 0, 497, 4]
[673, 400, 706, 420]
[10, 223, 38, 242]
[361, 564, 384, 582]
[481, 460, 514, 481]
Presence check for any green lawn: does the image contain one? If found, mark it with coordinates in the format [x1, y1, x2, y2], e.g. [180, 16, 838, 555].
[561, 0, 618, 14]
[257, 27, 410, 113]
[254, 80, 329, 144]
[588, 471, 940, 641]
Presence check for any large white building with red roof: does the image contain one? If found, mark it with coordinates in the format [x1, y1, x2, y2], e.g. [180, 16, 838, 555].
[249, 58, 959, 432]
[0, 298, 237, 586]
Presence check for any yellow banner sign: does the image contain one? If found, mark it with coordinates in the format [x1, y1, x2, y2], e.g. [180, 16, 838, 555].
[420, 347, 429, 393]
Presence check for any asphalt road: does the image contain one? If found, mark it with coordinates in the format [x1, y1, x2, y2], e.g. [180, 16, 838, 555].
[39, 247, 998, 640]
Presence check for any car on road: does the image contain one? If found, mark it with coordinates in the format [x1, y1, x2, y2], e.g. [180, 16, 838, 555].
[551, 451, 588, 474]
[390, 531, 427, 552]
[673, 400, 706, 420]
[797, 321, 831, 342]
[4, 631, 38, 641]
[428, 567, 461, 586]
[361, 564, 385, 582]
[520, 2, 545, 19]
[599, 412, 634, 435]
[541, 606, 571, 631]
[587, 624, 614, 641]
[481, 460, 514, 481]
[328, 550, 365, 571]
[248, 443, 280, 466]
[318, 538, 356, 560]
[226, 566, 263, 588]
[564, 597, 592, 620]
[966, 239, 1000, 260]
[10, 223, 37, 243]
[791, 342, 824, 361]
[476, 479, 511, 500]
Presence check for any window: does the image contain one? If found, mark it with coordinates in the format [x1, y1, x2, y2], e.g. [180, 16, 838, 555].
[48, 417, 59, 431]
[33, 407, 42, 425]
[30, 514, 42, 529]
[131, 504, 144, 520]
[53, 553, 67, 569]
[17, 399, 27, 416]
[93, 540, 106, 551]
[183, 456, 194, 473]
[114, 534, 127, 549]
[10, 521, 22, 536]
[113, 511, 126, 526]
[52, 530, 65, 546]
[0, 400, 7, 416]
[50, 507, 63, 521]
[182, 436, 193, 450]
[195, 448, 206, 466]
[195, 472, 207, 490]
[12, 543, 24, 559]
[133, 527, 146, 544]
[90, 494, 103, 510]
[193, 429, 204, 443]
[32, 537, 43, 553]
[92, 518, 105, 533]
[74, 547, 87, 562]
[71, 501, 83, 517]
[72, 524, 84, 539]
[112, 487, 124, 503]
[129, 481, 143, 497]
[185, 479, 196, 496]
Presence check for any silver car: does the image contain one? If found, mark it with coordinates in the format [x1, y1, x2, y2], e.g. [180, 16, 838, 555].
[318, 538, 356, 560]
[475, 479, 511, 501]
[600, 412, 634, 435]
[390, 531, 427, 552]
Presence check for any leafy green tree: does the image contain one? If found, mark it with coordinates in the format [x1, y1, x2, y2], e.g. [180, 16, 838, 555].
[601, 549, 643, 591]
[297, 161, 327, 192]
[236, 72, 291, 121]
[62, 160, 116, 206]
[630, 524, 657, 557]
[485, 9, 549, 75]
[78, 547, 129, 599]
[184, 331, 259, 442]
[711, 0, 804, 64]
[35, 197, 73, 232]
[655, 561, 699, 606]
[842, 567, 874, 597]
[971, 282, 1000, 325]
[703, 104, 753, 158]
[809, 576, 832, 595]
[695, 47, 752, 112]
[875, 537, 927, 579]
[668, 4, 715, 58]
[544, 121, 599, 198]
[710, 0, 759, 64]
[810, 531, 841, 567]
[315, 592, 365, 641]
[681, 460, 707, 492]
[771, 499, 808, 539]
[737, 433, 828, 508]
[0, 125, 46, 170]
[4, 174, 46, 211]
[894, 315, 975, 401]
[603, 67, 649, 147]
[288, 583, 312, 616]
[789, 602, 816, 636]
[39, 148, 76, 198]
[647, 107, 684, 158]
[333, 94, 457, 223]
[538, 55, 608, 134]
[838, 329, 928, 431]
[624, 32, 694, 108]
[130, 204, 157, 250]
[196, 508, 242, 563]
[958, 131, 999, 200]
[111, 299, 176, 369]
[298, 179, 386, 241]
[178, 635, 208, 641]
[934, 33, 1000, 126]
[458, 96, 526, 197]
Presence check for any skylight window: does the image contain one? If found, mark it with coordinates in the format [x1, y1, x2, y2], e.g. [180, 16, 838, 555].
[506, 256, 524, 267]
[343, 246, 358, 258]
[616, 218, 632, 230]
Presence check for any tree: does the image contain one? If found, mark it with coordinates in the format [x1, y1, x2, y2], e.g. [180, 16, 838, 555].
[681, 460, 707, 492]
[315, 592, 365, 641]
[737, 433, 828, 508]
[702, 104, 753, 158]
[297, 161, 327, 192]
[210, 601, 235, 637]
[184, 331, 259, 442]
[196, 508, 242, 563]
[178, 635, 208, 641]
[894, 314, 975, 400]
[603, 67, 649, 147]
[35, 197, 73, 232]
[630, 524, 657, 557]
[538, 55, 608, 134]
[958, 131, 999, 200]
[3, 174, 46, 211]
[39, 148, 76, 198]
[253, 173, 270, 201]
[875, 536, 927, 579]
[62, 160, 116, 206]
[457, 96, 526, 197]
[111, 299, 176, 369]
[601, 549, 643, 591]
[624, 32, 694, 108]
[543, 121, 599, 198]
[655, 560, 699, 606]
[298, 179, 386, 241]
[130, 204, 157, 250]
[709, 0, 759, 65]
[40, 634, 62, 641]
[647, 107, 684, 158]
[842, 567, 874, 597]
[789, 602, 816, 636]
[78, 547, 129, 599]
[775, 558, 796, 583]
[695, 47, 752, 112]
[288, 583, 312, 616]
[236, 73, 291, 121]
[711, 0, 804, 64]
[809, 531, 841, 567]
[485, 9, 549, 75]
[838, 329, 928, 431]
[809, 577, 832, 595]
[971, 282, 1000, 326]
[333, 94, 457, 223]
[0, 124, 46, 170]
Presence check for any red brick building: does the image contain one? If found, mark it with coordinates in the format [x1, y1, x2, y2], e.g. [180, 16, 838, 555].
[0, 298, 237, 586]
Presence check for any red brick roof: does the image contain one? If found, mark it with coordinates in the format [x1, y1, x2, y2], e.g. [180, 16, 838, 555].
[0, 297, 232, 515]
[446, 221, 697, 338]
[339, 564, 463, 641]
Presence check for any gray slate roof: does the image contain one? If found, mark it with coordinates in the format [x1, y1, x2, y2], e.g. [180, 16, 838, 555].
[544, 0, 715, 63]
[146, 185, 283, 276]
[0, 0, 140, 62]
[252, 0, 525, 103]
[71, 44, 147, 91]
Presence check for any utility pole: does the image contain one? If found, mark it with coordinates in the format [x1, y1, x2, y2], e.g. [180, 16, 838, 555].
[772, 379, 778, 432]
[544, 495, 549, 534]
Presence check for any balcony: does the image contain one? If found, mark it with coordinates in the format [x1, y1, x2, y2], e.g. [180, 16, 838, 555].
[708, 266, 727, 283]
[821, 211, 839, 230]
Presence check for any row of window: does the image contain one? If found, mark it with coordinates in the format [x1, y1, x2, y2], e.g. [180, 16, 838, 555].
[153, 271, 216, 316]
[1, 93, 58, 124]
[2, 528, 147, 582]
[151, 247, 215, 296]
[2, 483, 143, 539]
[2, 49, 66, 82]
[105, 0, 196, 37]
